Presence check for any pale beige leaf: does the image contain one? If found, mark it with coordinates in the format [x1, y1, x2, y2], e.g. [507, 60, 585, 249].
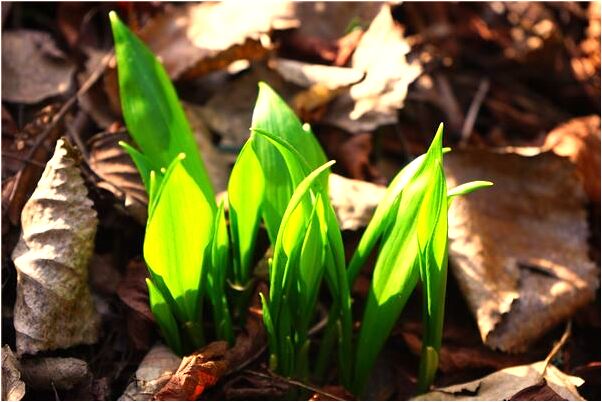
[329, 173, 386, 231]
[118, 344, 182, 401]
[88, 130, 148, 224]
[323, 4, 422, 133]
[12, 138, 100, 355]
[270, 58, 364, 90]
[413, 361, 584, 401]
[1, 30, 75, 103]
[1, 346, 25, 401]
[445, 150, 598, 352]
[138, 2, 297, 80]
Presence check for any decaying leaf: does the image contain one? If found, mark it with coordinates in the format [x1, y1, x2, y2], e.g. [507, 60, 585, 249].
[542, 115, 601, 204]
[12, 138, 100, 355]
[2, 104, 64, 226]
[1, 346, 25, 401]
[413, 361, 584, 401]
[329, 173, 385, 231]
[154, 341, 230, 401]
[137, 2, 297, 80]
[323, 4, 422, 133]
[1, 30, 75, 103]
[270, 58, 364, 90]
[19, 357, 90, 390]
[88, 129, 148, 224]
[116, 259, 155, 352]
[119, 344, 182, 401]
[155, 285, 266, 400]
[182, 102, 236, 193]
[445, 150, 598, 352]
[198, 62, 297, 149]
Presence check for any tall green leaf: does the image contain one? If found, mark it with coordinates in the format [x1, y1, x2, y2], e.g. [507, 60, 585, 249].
[109, 11, 215, 207]
[143, 156, 214, 351]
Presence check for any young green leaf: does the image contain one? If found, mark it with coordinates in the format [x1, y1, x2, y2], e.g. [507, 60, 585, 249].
[109, 11, 215, 207]
[143, 156, 214, 351]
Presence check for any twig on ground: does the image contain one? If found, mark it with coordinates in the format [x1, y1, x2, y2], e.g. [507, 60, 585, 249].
[542, 320, 572, 375]
[460, 78, 490, 147]
[244, 369, 345, 401]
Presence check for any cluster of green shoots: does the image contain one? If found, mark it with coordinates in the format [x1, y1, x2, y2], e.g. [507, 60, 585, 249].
[110, 12, 491, 396]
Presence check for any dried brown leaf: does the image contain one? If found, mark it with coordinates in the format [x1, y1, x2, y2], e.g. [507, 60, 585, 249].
[329, 173, 385, 231]
[182, 102, 235, 194]
[199, 62, 297, 150]
[1, 346, 25, 401]
[154, 284, 267, 400]
[413, 361, 584, 401]
[20, 357, 90, 390]
[12, 138, 100, 355]
[88, 129, 148, 224]
[119, 344, 182, 401]
[137, 2, 297, 80]
[445, 150, 598, 352]
[542, 115, 601, 204]
[1, 30, 75, 103]
[323, 4, 421, 133]
[154, 342, 229, 401]
[271, 58, 364, 90]
[2, 104, 63, 226]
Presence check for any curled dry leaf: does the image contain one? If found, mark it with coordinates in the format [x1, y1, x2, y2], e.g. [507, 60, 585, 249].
[1, 30, 75, 103]
[329, 173, 386, 231]
[19, 357, 90, 391]
[88, 129, 148, 224]
[1, 346, 25, 401]
[137, 2, 297, 80]
[12, 138, 100, 355]
[413, 361, 584, 401]
[119, 344, 182, 401]
[323, 4, 422, 133]
[542, 115, 601, 204]
[155, 285, 266, 400]
[445, 150, 598, 352]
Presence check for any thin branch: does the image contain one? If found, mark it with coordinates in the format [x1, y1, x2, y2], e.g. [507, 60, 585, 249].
[542, 320, 572, 375]
[245, 369, 345, 401]
[460, 78, 490, 147]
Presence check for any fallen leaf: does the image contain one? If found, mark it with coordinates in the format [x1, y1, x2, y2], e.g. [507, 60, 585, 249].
[182, 102, 236, 194]
[413, 361, 584, 401]
[88, 253, 122, 295]
[507, 380, 566, 400]
[1, 346, 25, 401]
[12, 138, 100, 355]
[445, 150, 598, 352]
[88, 128, 148, 224]
[1, 30, 75, 103]
[116, 259, 155, 352]
[542, 115, 601, 204]
[2, 104, 64, 225]
[198, 62, 298, 150]
[19, 357, 90, 390]
[323, 4, 422, 133]
[270, 58, 364, 90]
[328, 173, 386, 231]
[137, 2, 297, 80]
[155, 284, 267, 400]
[119, 343, 182, 401]
[154, 342, 229, 401]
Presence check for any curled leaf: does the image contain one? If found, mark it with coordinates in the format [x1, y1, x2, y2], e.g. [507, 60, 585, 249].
[12, 138, 100, 355]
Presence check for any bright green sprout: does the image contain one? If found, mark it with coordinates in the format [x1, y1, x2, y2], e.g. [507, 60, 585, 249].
[110, 10, 492, 396]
